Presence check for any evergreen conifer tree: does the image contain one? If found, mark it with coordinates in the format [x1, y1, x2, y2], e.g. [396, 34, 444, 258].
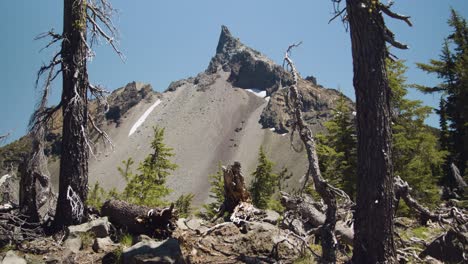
[388, 59, 445, 208]
[417, 9, 468, 184]
[121, 127, 177, 207]
[249, 146, 277, 209]
[316, 94, 357, 198]
[202, 164, 225, 219]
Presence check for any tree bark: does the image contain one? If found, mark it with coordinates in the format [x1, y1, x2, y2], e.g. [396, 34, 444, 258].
[101, 200, 177, 238]
[346, 0, 396, 262]
[54, 0, 90, 227]
[216, 162, 251, 219]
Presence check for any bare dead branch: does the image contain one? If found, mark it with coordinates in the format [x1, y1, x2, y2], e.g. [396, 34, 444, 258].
[384, 28, 409, 49]
[283, 43, 338, 262]
[86, 2, 125, 61]
[89, 84, 110, 112]
[395, 176, 467, 226]
[88, 113, 114, 150]
[34, 29, 63, 52]
[0, 132, 10, 144]
[379, 3, 413, 27]
[329, 7, 347, 24]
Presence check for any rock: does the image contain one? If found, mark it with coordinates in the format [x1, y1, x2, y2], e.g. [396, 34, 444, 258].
[263, 209, 280, 225]
[207, 26, 291, 92]
[174, 220, 306, 263]
[122, 238, 185, 264]
[420, 229, 467, 263]
[102, 252, 119, 264]
[104, 82, 158, 123]
[63, 235, 82, 253]
[92, 237, 118, 253]
[68, 217, 110, 238]
[2, 251, 26, 264]
[176, 218, 188, 230]
[184, 218, 209, 234]
[132, 234, 152, 245]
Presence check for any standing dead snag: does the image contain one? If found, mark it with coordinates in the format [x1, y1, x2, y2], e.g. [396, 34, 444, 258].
[283, 44, 339, 263]
[215, 162, 251, 220]
[30, 0, 122, 228]
[101, 200, 177, 238]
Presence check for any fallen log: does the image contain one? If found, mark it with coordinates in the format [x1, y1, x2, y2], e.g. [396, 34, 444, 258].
[101, 200, 176, 238]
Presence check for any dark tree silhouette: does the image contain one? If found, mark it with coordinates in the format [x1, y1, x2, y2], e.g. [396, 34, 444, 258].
[30, 0, 122, 227]
[330, 0, 412, 262]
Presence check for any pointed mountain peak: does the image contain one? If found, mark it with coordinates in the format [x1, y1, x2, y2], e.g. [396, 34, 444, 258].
[215, 25, 240, 55]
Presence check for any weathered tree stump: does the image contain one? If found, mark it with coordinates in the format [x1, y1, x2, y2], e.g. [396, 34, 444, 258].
[217, 162, 251, 219]
[101, 200, 176, 238]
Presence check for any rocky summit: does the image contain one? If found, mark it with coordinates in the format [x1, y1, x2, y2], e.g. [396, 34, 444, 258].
[73, 26, 347, 206]
[1, 26, 351, 207]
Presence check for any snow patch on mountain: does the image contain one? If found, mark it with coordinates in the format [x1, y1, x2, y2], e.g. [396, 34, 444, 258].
[128, 99, 161, 136]
[245, 88, 267, 100]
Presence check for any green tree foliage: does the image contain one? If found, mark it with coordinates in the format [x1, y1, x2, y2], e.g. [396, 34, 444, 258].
[249, 146, 278, 209]
[416, 9, 468, 184]
[317, 60, 444, 209]
[202, 164, 225, 219]
[175, 193, 194, 218]
[86, 182, 107, 209]
[86, 182, 120, 209]
[388, 59, 445, 209]
[121, 127, 177, 207]
[316, 94, 357, 199]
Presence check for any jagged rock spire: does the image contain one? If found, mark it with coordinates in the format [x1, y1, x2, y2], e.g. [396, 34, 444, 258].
[216, 25, 239, 54]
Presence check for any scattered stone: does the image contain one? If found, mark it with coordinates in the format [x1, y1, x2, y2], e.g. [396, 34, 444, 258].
[174, 221, 305, 263]
[63, 235, 82, 253]
[68, 217, 110, 238]
[122, 238, 185, 264]
[184, 218, 209, 234]
[2, 251, 26, 264]
[92, 237, 118, 253]
[176, 218, 188, 230]
[263, 209, 280, 225]
[420, 228, 468, 263]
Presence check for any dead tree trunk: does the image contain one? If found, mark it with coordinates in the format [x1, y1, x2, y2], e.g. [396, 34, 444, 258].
[345, 0, 412, 262]
[101, 200, 177, 238]
[31, 0, 121, 229]
[284, 44, 338, 263]
[54, 0, 90, 227]
[19, 127, 52, 224]
[216, 162, 251, 219]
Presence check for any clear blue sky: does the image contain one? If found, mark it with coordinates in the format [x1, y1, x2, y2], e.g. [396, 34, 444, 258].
[1, 1, 468, 144]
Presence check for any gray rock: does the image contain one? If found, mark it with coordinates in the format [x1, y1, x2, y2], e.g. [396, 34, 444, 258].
[176, 218, 188, 230]
[263, 209, 280, 225]
[63, 235, 82, 253]
[2, 250, 27, 264]
[185, 218, 209, 233]
[92, 237, 117, 253]
[68, 217, 110, 238]
[420, 229, 468, 263]
[132, 234, 152, 245]
[122, 238, 185, 264]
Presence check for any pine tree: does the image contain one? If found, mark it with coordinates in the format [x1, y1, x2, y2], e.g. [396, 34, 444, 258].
[175, 193, 194, 218]
[202, 164, 225, 219]
[121, 127, 177, 207]
[317, 94, 357, 199]
[417, 9, 468, 184]
[388, 59, 445, 209]
[249, 146, 277, 209]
